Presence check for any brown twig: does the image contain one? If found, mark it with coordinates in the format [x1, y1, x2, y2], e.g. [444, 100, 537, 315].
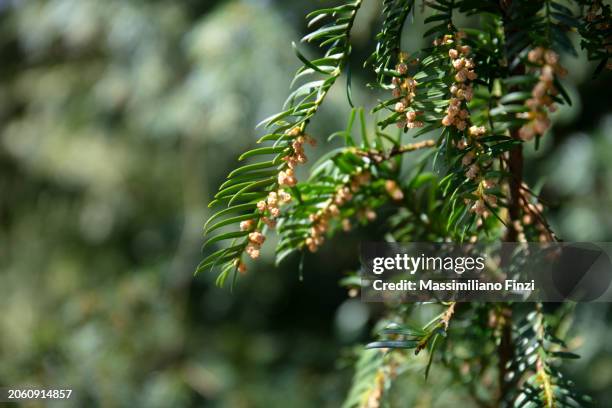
[504, 131, 523, 242]
[519, 190, 557, 242]
[498, 1, 522, 401]
[440, 301, 456, 330]
[355, 139, 435, 164]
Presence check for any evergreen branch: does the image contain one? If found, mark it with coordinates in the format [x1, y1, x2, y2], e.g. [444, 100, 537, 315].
[366, 0, 416, 86]
[366, 303, 456, 378]
[355, 139, 436, 163]
[276, 133, 434, 263]
[506, 306, 592, 407]
[199, 0, 363, 283]
[343, 348, 397, 408]
[577, 0, 612, 75]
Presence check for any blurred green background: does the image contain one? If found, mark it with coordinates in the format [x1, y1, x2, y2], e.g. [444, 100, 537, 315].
[0, 0, 611, 407]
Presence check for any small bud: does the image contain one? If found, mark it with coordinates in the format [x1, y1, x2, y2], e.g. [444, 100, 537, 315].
[483, 179, 496, 189]
[532, 82, 547, 99]
[470, 199, 486, 215]
[464, 88, 474, 101]
[468, 125, 486, 137]
[519, 125, 535, 141]
[544, 50, 559, 65]
[235, 260, 247, 274]
[342, 219, 351, 232]
[533, 117, 550, 135]
[284, 157, 297, 169]
[452, 59, 465, 70]
[278, 170, 297, 187]
[454, 70, 467, 82]
[396, 62, 408, 75]
[267, 191, 278, 205]
[540, 65, 554, 82]
[246, 244, 260, 259]
[287, 127, 301, 137]
[278, 189, 292, 204]
[248, 232, 266, 245]
[385, 180, 404, 201]
[240, 219, 254, 231]
[528, 48, 542, 63]
[262, 217, 276, 229]
[526, 98, 538, 110]
[366, 209, 377, 221]
[305, 237, 318, 253]
[356, 171, 371, 185]
[462, 151, 475, 166]
[328, 204, 340, 216]
[466, 164, 479, 179]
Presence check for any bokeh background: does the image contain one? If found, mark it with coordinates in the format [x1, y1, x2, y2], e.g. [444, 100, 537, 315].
[0, 0, 611, 407]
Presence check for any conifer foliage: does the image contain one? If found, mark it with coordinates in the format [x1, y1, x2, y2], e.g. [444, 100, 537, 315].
[201, 1, 609, 406]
